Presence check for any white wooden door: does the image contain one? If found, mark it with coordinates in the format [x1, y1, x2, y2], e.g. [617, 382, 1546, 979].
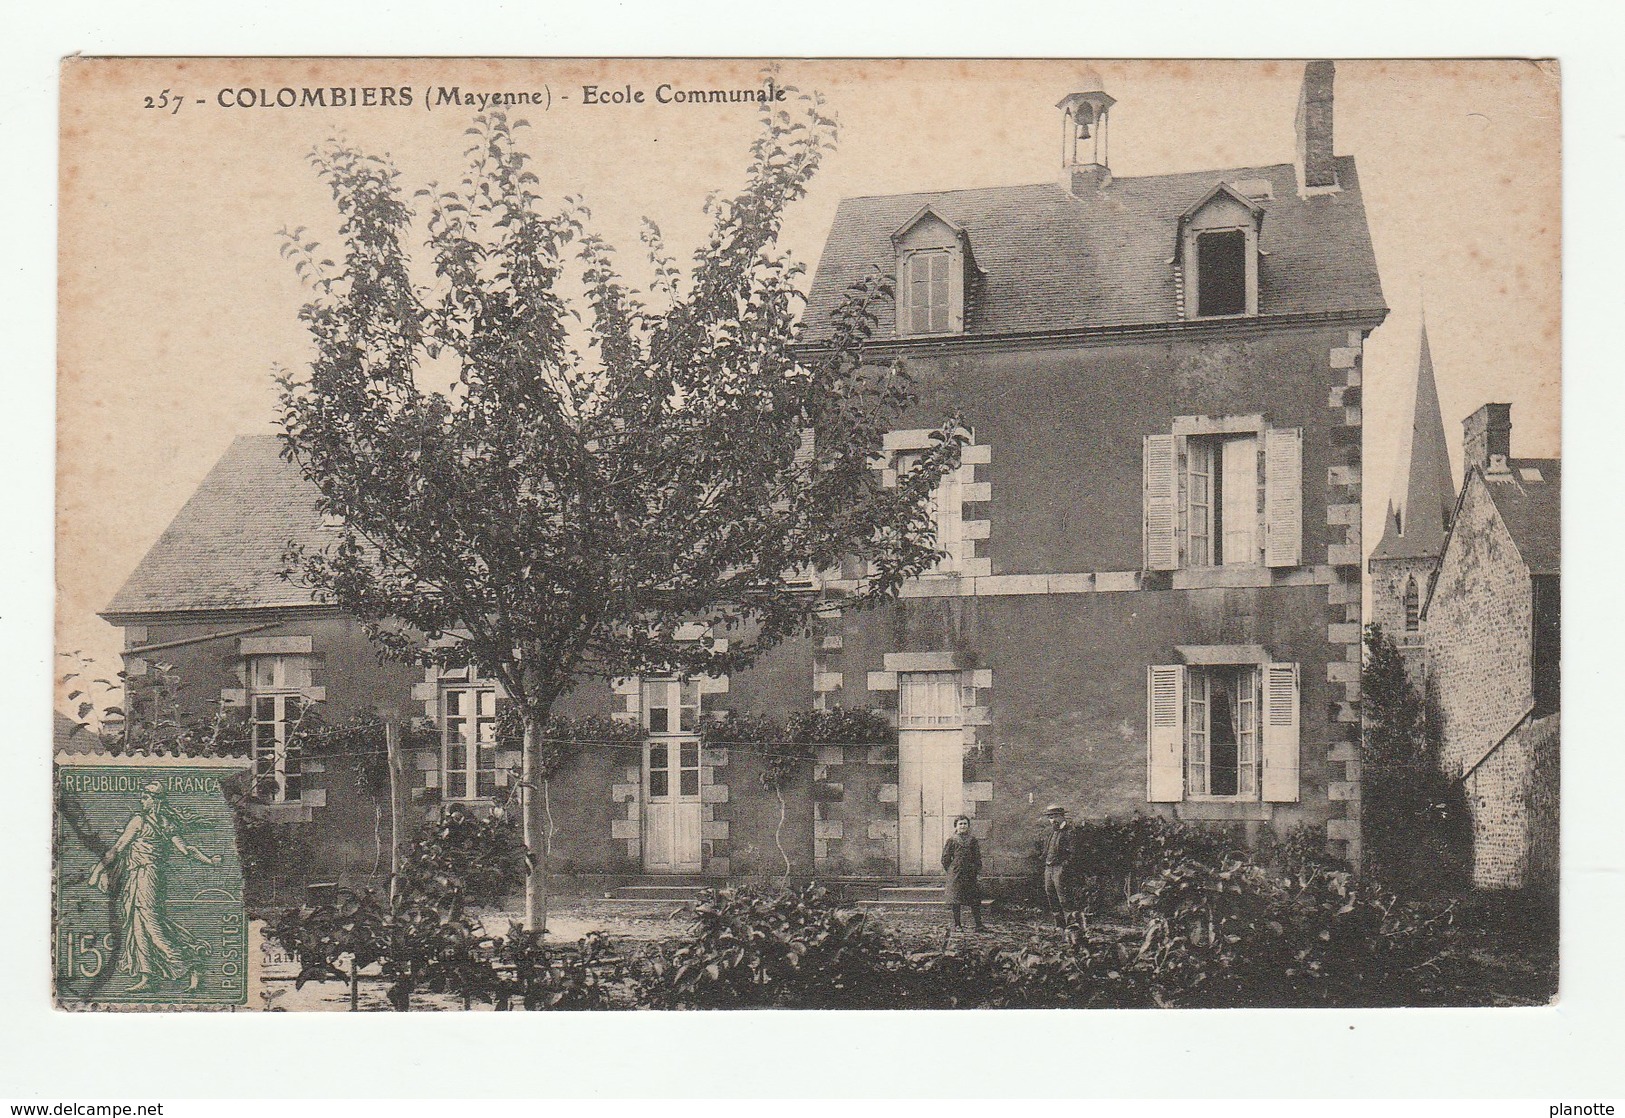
[643, 737, 703, 873]
[897, 672, 964, 875]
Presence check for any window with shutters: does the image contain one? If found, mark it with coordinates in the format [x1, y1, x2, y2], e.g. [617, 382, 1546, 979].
[894, 447, 964, 575]
[1143, 421, 1302, 571]
[249, 654, 311, 803]
[900, 249, 954, 335]
[1147, 660, 1300, 804]
[442, 685, 498, 800]
[892, 207, 971, 338]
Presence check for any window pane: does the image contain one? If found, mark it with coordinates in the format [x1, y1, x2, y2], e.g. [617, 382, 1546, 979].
[679, 704, 697, 733]
[1220, 435, 1258, 566]
[284, 774, 302, 800]
[647, 743, 668, 769]
[253, 696, 276, 721]
[250, 658, 276, 690]
[649, 770, 669, 798]
[476, 771, 497, 798]
[444, 690, 462, 716]
[679, 770, 699, 797]
[478, 690, 496, 718]
[649, 708, 669, 734]
[679, 743, 699, 769]
[477, 718, 496, 744]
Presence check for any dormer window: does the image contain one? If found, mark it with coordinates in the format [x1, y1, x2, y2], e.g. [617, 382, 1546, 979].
[902, 249, 953, 335]
[1176, 183, 1263, 320]
[892, 206, 975, 337]
[1195, 230, 1248, 317]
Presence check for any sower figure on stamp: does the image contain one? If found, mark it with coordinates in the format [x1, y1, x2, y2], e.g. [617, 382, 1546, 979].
[88, 779, 220, 992]
[942, 814, 985, 932]
[1040, 804, 1078, 928]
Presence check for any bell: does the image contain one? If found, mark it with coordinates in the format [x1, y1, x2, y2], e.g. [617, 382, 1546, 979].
[1073, 104, 1095, 141]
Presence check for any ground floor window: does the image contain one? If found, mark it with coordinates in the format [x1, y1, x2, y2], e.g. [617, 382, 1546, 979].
[1186, 665, 1259, 798]
[442, 686, 498, 800]
[248, 654, 311, 803]
[1148, 659, 1300, 804]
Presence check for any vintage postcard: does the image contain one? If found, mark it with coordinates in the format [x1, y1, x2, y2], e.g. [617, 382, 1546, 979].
[55, 57, 1559, 1012]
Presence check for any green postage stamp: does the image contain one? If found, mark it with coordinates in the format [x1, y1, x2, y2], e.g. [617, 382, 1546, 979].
[54, 761, 248, 1008]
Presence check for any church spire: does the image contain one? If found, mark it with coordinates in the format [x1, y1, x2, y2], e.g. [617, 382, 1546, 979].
[1371, 314, 1456, 562]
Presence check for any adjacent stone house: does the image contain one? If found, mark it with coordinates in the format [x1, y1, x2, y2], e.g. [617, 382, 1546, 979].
[1423, 404, 1560, 892]
[102, 62, 1387, 890]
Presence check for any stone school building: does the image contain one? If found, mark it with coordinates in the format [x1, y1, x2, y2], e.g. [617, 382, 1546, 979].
[101, 62, 1386, 892]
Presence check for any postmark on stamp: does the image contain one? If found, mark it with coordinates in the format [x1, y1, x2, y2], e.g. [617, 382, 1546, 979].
[54, 760, 248, 1008]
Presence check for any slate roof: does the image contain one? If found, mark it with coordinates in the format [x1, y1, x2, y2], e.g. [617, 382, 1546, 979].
[801, 157, 1385, 340]
[103, 435, 330, 617]
[1487, 458, 1561, 577]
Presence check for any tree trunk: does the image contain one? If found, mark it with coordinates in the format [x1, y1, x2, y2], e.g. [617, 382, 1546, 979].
[522, 717, 549, 933]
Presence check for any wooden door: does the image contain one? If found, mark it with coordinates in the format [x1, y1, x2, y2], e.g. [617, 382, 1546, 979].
[897, 672, 964, 875]
[643, 737, 703, 874]
[898, 730, 965, 874]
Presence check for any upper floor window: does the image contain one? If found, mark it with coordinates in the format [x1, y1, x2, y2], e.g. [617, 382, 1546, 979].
[892, 206, 973, 337]
[1195, 230, 1248, 317]
[442, 685, 497, 800]
[1144, 419, 1302, 571]
[901, 249, 953, 335]
[1177, 183, 1263, 319]
[248, 654, 310, 803]
[1403, 577, 1421, 632]
[894, 446, 964, 575]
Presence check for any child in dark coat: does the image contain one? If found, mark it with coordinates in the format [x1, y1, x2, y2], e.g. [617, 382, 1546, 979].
[941, 815, 985, 931]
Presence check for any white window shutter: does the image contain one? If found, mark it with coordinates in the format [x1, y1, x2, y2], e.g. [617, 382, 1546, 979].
[948, 249, 965, 333]
[1263, 427, 1303, 568]
[1261, 662, 1301, 802]
[1143, 434, 1179, 571]
[1146, 664, 1185, 802]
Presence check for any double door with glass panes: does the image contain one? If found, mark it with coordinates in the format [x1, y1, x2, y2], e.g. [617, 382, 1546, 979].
[897, 672, 965, 875]
[442, 686, 498, 801]
[248, 653, 310, 803]
[641, 679, 703, 874]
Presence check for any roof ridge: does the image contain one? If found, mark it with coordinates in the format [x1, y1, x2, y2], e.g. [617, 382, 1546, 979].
[835, 161, 1305, 204]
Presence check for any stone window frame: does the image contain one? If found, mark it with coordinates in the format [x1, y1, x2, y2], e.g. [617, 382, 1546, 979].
[880, 429, 991, 578]
[440, 682, 499, 802]
[233, 637, 326, 806]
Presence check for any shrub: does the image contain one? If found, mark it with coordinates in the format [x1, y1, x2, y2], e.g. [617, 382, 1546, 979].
[492, 928, 622, 1010]
[641, 885, 895, 1009]
[1065, 813, 1236, 915]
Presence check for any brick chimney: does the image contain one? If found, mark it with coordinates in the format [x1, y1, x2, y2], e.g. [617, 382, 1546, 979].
[1464, 403, 1513, 476]
[1295, 60, 1337, 191]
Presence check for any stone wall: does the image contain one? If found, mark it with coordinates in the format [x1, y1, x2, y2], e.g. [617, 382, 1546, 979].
[1426, 478, 1535, 778]
[1463, 712, 1559, 891]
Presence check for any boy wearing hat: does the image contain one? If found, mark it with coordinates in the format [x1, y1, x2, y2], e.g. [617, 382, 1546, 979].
[1040, 804, 1077, 927]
